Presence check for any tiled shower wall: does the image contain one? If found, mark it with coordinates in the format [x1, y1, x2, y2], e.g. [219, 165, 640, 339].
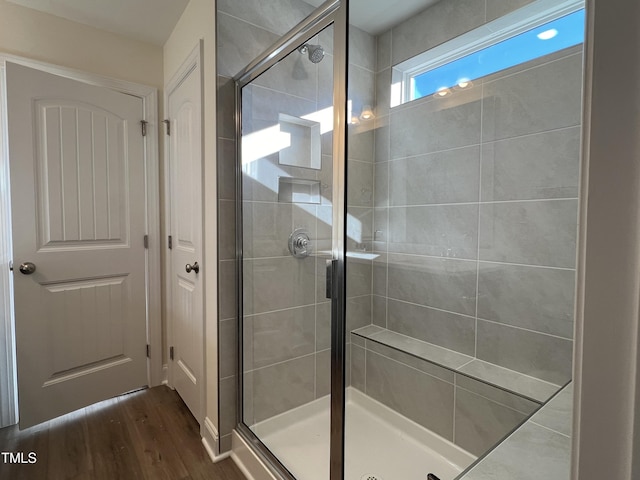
[216, 0, 314, 453]
[368, 0, 579, 386]
[216, 0, 377, 452]
[217, 0, 580, 455]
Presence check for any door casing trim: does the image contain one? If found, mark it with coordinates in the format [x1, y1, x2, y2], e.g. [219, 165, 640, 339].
[0, 53, 162, 427]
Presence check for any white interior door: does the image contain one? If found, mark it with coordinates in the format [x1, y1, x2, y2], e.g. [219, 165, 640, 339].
[167, 51, 203, 423]
[7, 62, 148, 429]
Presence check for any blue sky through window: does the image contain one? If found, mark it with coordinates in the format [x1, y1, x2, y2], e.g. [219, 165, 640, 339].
[412, 9, 585, 100]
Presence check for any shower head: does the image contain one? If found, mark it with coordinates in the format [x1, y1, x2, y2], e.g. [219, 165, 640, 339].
[298, 44, 324, 64]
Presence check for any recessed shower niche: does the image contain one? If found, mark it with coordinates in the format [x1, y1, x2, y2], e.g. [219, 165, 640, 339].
[278, 113, 321, 170]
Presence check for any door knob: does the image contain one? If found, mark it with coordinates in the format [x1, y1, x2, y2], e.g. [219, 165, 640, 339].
[185, 262, 200, 274]
[19, 262, 36, 275]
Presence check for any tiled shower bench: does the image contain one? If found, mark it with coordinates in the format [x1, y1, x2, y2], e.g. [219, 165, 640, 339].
[350, 324, 567, 457]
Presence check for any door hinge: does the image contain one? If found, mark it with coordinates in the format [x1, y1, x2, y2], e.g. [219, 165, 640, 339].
[144, 234, 149, 249]
[169, 346, 174, 360]
[8, 261, 13, 272]
[146, 344, 150, 358]
[163, 119, 170, 136]
[141, 120, 148, 137]
[168, 235, 173, 249]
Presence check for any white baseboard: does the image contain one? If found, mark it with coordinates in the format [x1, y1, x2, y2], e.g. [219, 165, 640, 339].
[161, 364, 168, 385]
[201, 416, 232, 463]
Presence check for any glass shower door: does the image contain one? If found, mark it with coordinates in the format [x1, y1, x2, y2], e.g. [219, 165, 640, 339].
[239, 23, 336, 480]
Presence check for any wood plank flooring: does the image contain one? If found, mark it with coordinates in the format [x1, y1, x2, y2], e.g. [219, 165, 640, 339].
[0, 386, 246, 480]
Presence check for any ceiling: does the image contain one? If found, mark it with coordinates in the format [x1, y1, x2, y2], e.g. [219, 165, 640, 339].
[5, 0, 438, 46]
[5, 0, 190, 46]
[304, 0, 440, 35]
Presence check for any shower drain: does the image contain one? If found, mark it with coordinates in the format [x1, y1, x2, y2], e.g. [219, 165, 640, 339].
[360, 475, 383, 480]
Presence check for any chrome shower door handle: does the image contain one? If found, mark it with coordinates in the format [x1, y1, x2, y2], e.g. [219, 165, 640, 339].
[19, 262, 36, 275]
[185, 262, 200, 274]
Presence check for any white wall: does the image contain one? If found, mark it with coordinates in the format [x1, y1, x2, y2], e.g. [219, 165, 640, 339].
[0, 0, 165, 429]
[163, 0, 220, 454]
[0, 1, 163, 88]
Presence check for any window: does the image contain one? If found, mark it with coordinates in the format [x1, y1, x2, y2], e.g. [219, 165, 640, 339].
[391, 0, 585, 106]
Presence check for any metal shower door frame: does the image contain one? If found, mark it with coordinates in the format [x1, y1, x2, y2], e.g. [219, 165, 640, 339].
[233, 1, 349, 479]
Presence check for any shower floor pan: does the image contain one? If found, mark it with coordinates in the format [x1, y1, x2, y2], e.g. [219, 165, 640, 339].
[251, 387, 476, 480]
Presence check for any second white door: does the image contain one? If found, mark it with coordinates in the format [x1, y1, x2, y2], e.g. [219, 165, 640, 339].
[167, 46, 204, 423]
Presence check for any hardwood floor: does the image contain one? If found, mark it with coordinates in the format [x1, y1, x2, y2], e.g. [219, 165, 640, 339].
[0, 386, 246, 480]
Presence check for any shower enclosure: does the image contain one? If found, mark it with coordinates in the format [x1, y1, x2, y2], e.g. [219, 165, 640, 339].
[234, 0, 583, 478]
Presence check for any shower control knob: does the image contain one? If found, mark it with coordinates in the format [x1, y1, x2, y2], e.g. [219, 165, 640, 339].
[288, 229, 311, 259]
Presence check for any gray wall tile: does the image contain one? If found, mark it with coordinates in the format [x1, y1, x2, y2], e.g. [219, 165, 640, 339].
[376, 30, 391, 72]
[220, 318, 238, 379]
[219, 200, 237, 261]
[387, 254, 477, 316]
[346, 295, 373, 333]
[347, 207, 373, 251]
[455, 387, 528, 456]
[316, 349, 332, 398]
[217, 76, 236, 141]
[316, 302, 331, 351]
[482, 54, 583, 142]
[391, 0, 485, 65]
[374, 162, 389, 207]
[348, 160, 374, 207]
[486, 0, 536, 22]
[456, 374, 540, 415]
[244, 305, 315, 370]
[387, 299, 476, 355]
[373, 209, 388, 253]
[461, 422, 571, 479]
[220, 434, 232, 453]
[220, 376, 238, 436]
[351, 344, 366, 391]
[366, 351, 454, 440]
[389, 146, 480, 205]
[246, 85, 318, 131]
[242, 202, 292, 259]
[219, 260, 238, 320]
[217, 138, 237, 201]
[349, 126, 375, 162]
[478, 263, 575, 339]
[390, 91, 482, 159]
[374, 118, 390, 163]
[217, 13, 279, 78]
[388, 204, 479, 259]
[347, 258, 373, 298]
[349, 25, 376, 71]
[251, 355, 315, 423]
[243, 256, 316, 315]
[241, 159, 320, 204]
[218, 0, 314, 36]
[366, 339, 454, 383]
[253, 52, 319, 102]
[349, 63, 375, 117]
[476, 320, 573, 385]
[529, 385, 572, 437]
[317, 52, 334, 110]
[372, 256, 387, 295]
[372, 295, 387, 328]
[479, 200, 578, 268]
[375, 68, 391, 118]
[481, 127, 581, 201]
